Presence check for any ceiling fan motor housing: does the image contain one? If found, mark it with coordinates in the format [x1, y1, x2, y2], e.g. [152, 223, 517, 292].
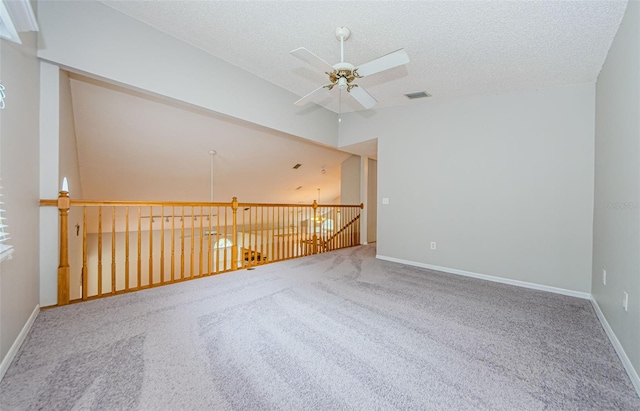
[326, 62, 360, 90]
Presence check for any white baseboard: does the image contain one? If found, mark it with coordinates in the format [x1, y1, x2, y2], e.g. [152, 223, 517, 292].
[375, 255, 591, 299]
[590, 296, 640, 397]
[0, 304, 40, 381]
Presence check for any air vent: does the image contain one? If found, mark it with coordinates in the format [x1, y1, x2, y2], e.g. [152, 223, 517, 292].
[295, 186, 303, 191]
[292, 163, 302, 169]
[404, 91, 431, 100]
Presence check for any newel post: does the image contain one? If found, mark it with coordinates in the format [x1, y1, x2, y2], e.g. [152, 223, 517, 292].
[57, 186, 71, 306]
[312, 200, 318, 254]
[231, 197, 239, 270]
[359, 203, 364, 245]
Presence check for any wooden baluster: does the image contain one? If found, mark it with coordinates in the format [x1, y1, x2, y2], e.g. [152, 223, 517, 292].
[312, 200, 318, 254]
[190, 206, 195, 279]
[288, 207, 292, 259]
[276, 206, 280, 260]
[223, 206, 227, 271]
[352, 207, 356, 246]
[271, 206, 275, 262]
[82, 207, 88, 300]
[160, 207, 165, 283]
[180, 207, 185, 280]
[207, 206, 212, 275]
[57, 190, 71, 305]
[260, 207, 264, 264]
[199, 206, 204, 276]
[248, 206, 253, 267]
[137, 207, 142, 288]
[359, 203, 364, 245]
[284, 206, 288, 259]
[148, 207, 153, 286]
[112, 207, 116, 294]
[240, 205, 245, 268]
[171, 207, 175, 282]
[293, 207, 297, 258]
[98, 206, 103, 296]
[231, 197, 238, 271]
[125, 207, 130, 290]
[319, 206, 324, 253]
[341, 208, 345, 249]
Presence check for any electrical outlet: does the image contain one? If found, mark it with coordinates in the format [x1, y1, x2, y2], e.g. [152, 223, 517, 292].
[602, 269, 607, 285]
[623, 292, 628, 312]
[430, 242, 436, 250]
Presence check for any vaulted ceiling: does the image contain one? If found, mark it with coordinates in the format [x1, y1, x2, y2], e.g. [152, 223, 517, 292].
[67, 1, 626, 204]
[100, 0, 627, 113]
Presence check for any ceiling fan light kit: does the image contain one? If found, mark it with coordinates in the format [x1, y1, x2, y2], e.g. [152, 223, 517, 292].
[291, 26, 409, 110]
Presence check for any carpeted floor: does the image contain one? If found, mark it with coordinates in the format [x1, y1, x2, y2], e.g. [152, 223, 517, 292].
[1, 245, 639, 410]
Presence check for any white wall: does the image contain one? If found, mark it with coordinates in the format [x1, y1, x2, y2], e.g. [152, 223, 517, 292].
[59, 70, 84, 301]
[38, 62, 59, 307]
[0, 31, 40, 363]
[340, 155, 360, 205]
[367, 158, 377, 243]
[36, 0, 338, 148]
[341, 84, 595, 293]
[593, 0, 640, 382]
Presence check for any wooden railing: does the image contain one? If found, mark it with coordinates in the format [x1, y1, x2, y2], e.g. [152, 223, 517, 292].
[41, 194, 363, 305]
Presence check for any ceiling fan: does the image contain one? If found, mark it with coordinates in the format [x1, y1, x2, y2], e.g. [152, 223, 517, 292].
[291, 27, 409, 109]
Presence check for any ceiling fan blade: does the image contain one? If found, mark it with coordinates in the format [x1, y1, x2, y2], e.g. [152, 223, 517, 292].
[356, 49, 409, 77]
[290, 47, 335, 73]
[294, 84, 333, 106]
[349, 86, 377, 109]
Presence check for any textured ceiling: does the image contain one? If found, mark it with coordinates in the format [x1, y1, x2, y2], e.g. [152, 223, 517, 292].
[100, 0, 627, 113]
[69, 74, 352, 204]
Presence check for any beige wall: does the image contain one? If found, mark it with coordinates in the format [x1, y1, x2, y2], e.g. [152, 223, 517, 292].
[593, 0, 640, 380]
[59, 70, 84, 300]
[341, 83, 595, 294]
[367, 158, 377, 243]
[0, 32, 41, 362]
[340, 155, 360, 205]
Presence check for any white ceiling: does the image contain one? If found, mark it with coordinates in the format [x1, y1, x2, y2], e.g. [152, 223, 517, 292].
[100, 0, 627, 113]
[69, 73, 352, 204]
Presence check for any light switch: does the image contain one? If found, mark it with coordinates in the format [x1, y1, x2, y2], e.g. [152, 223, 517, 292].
[382, 197, 389, 205]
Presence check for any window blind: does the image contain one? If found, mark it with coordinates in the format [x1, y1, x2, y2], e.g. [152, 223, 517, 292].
[0, 178, 12, 256]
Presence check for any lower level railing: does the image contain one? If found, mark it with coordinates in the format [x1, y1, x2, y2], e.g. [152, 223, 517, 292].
[40, 194, 362, 305]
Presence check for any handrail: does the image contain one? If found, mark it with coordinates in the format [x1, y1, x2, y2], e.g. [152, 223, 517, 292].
[324, 214, 361, 250]
[40, 199, 364, 208]
[41, 194, 363, 306]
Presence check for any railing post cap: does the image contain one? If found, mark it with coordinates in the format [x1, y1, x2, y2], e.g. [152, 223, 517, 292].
[58, 191, 70, 210]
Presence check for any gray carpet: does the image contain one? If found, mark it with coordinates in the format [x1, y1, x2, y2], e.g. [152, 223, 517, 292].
[1, 245, 638, 410]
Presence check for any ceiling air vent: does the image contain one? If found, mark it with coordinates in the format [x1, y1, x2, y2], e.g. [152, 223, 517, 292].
[292, 163, 302, 169]
[404, 91, 431, 100]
